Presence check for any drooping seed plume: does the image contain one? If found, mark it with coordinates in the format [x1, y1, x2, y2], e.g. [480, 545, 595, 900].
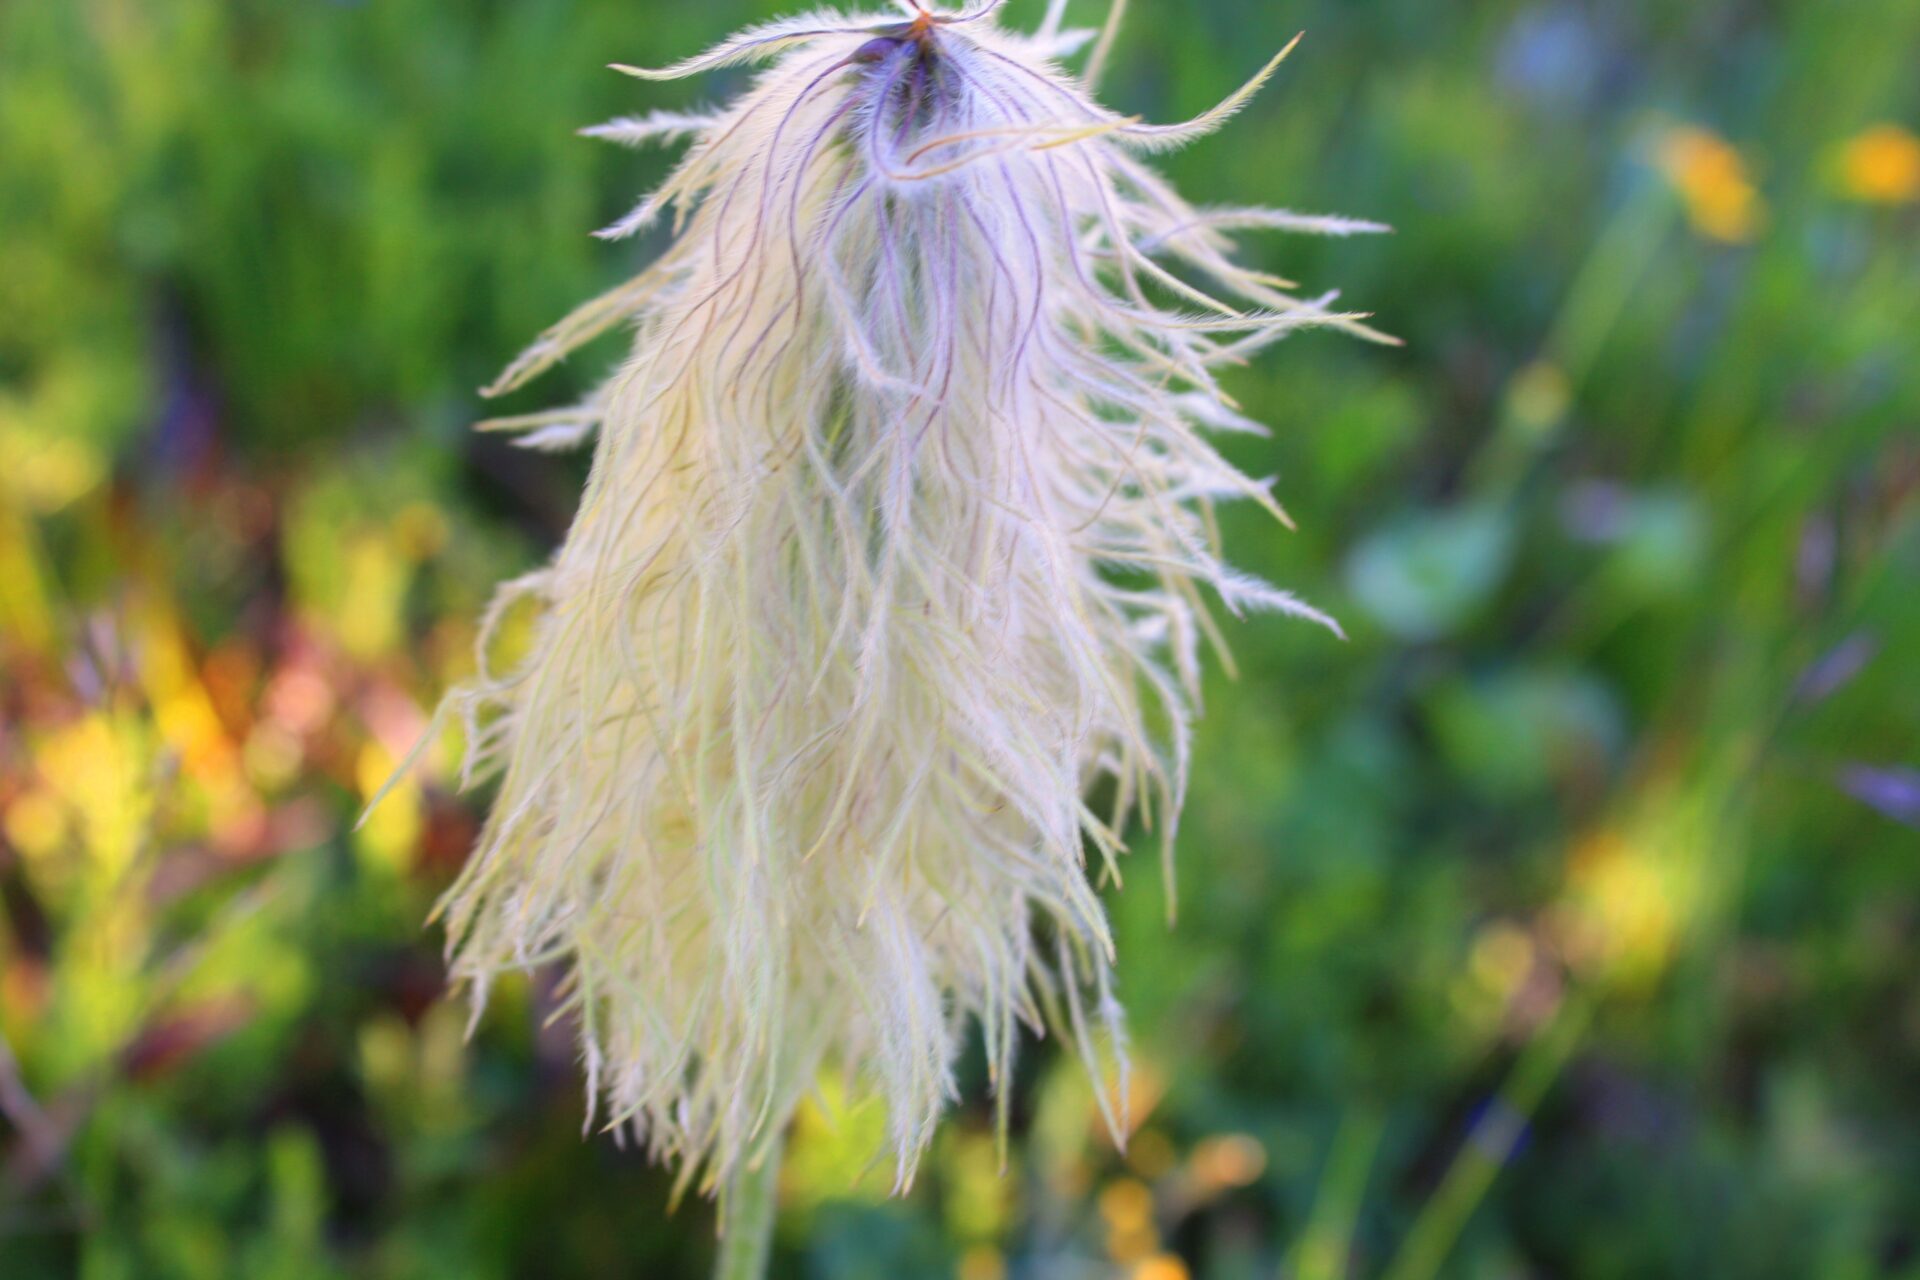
[428, 0, 1388, 1196]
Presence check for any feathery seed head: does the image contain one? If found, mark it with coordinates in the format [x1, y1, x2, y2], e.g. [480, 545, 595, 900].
[430, 1, 1386, 1197]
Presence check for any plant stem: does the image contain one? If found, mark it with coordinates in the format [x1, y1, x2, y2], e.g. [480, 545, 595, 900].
[1382, 994, 1592, 1280]
[714, 1133, 784, 1280]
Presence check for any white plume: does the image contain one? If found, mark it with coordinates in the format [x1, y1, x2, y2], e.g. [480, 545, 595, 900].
[425, 2, 1387, 1197]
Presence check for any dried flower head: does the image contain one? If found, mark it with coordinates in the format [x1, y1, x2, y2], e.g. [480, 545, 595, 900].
[420, 0, 1386, 1196]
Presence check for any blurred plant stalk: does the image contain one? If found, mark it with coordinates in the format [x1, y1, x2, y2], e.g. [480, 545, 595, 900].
[715, 1135, 783, 1280]
[1383, 996, 1592, 1280]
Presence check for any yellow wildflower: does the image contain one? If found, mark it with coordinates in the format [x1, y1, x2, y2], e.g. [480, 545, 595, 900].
[1835, 123, 1920, 204]
[1132, 1255, 1191, 1280]
[1657, 126, 1764, 243]
[1556, 829, 1683, 988]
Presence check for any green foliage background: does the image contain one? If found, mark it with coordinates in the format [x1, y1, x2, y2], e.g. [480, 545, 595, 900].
[2, 1, 1916, 1277]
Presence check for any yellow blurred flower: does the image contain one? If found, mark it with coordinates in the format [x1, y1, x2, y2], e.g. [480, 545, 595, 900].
[2, 790, 69, 861]
[34, 712, 153, 879]
[338, 532, 411, 662]
[1099, 1178, 1159, 1263]
[1834, 123, 1920, 204]
[355, 740, 422, 874]
[1657, 126, 1765, 243]
[1555, 828, 1687, 988]
[1132, 1255, 1191, 1280]
[1099, 1177, 1155, 1231]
